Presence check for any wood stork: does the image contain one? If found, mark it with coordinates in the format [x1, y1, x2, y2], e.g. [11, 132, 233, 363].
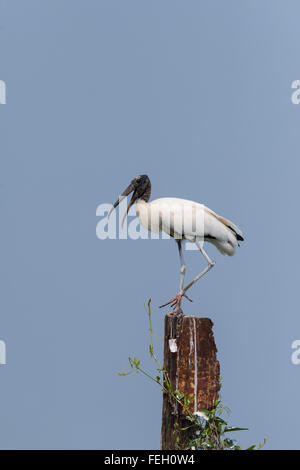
[108, 175, 244, 314]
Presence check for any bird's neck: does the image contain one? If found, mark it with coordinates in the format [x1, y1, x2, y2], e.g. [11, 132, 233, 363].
[140, 181, 151, 202]
[136, 198, 148, 208]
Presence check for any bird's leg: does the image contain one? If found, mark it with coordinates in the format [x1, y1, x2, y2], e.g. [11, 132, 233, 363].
[181, 241, 216, 295]
[159, 240, 192, 314]
[178, 239, 186, 292]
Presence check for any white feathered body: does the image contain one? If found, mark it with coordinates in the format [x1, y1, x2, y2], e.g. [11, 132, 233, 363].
[136, 197, 243, 256]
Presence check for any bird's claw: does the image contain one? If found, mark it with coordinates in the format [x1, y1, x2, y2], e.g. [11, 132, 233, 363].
[159, 291, 193, 314]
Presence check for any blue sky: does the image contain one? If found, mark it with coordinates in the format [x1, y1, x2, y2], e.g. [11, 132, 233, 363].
[1, 0, 300, 449]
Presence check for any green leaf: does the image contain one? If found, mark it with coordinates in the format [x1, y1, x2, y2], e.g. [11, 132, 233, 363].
[214, 417, 227, 425]
[224, 426, 248, 433]
[257, 438, 267, 449]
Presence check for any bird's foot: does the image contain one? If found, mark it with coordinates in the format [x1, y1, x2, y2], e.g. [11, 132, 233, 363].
[159, 290, 192, 315]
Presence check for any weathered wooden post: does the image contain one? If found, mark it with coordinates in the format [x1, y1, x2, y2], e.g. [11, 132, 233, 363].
[161, 314, 220, 450]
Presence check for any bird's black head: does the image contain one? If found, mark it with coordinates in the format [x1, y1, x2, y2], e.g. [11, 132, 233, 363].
[131, 175, 151, 201]
[108, 175, 151, 223]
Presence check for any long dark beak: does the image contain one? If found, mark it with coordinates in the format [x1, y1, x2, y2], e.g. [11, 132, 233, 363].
[120, 189, 139, 227]
[108, 181, 135, 221]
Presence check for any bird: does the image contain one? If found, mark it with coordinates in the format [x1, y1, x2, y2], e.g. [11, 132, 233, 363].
[108, 174, 244, 314]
